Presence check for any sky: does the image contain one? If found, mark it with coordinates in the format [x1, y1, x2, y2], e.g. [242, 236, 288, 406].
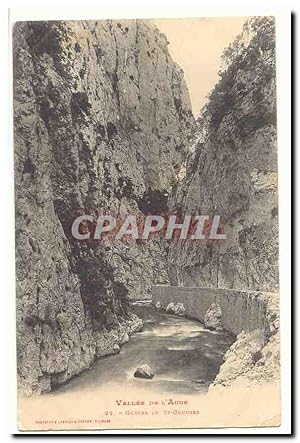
[155, 17, 247, 117]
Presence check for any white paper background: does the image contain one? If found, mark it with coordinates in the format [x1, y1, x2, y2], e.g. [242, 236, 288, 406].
[1, 0, 293, 438]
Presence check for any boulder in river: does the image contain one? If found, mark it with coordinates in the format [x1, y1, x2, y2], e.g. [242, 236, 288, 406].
[166, 302, 185, 316]
[134, 364, 154, 379]
[173, 302, 185, 316]
[166, 302, 175, 314]
[113, 343, 121, 354]
[122, 332, 129, 343]
[204, 303, 222, 330]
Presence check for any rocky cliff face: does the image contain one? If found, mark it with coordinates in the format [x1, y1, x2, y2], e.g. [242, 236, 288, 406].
[14, 19, 195, 395]
[168, 17, 278, 293]
[14, 17, 279, 396]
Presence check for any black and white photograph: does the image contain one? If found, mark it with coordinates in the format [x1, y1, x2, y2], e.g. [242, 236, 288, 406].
[6, 5, 292, 434]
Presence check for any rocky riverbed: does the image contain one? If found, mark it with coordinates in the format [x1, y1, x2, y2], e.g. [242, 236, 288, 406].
[18, 301, 280, 430]
[48, 301, 235, 396]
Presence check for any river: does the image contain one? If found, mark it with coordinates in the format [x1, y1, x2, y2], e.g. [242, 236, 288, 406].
[53, 301, 235, 397]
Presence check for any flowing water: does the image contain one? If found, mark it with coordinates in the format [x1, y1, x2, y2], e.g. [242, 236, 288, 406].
[53, 301, 235, 396]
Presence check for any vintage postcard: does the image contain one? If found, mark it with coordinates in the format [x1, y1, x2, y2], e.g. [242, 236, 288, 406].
[13, 13, 285, 431]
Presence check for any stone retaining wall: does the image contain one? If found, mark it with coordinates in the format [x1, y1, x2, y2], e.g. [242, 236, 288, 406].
[152, 285, 279, 337]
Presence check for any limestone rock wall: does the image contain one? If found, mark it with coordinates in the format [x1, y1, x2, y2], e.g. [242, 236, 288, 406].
[168, 17, 278, 293]
[14, 19, 195, 394]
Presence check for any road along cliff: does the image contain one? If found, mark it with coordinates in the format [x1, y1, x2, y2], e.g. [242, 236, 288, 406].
[155, 17, 279, 390]
[14, 17, 279, 396]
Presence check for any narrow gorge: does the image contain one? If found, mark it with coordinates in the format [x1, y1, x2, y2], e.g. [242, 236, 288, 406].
[14, 17, 279, 398]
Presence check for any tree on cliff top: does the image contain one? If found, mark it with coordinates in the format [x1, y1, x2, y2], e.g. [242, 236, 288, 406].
[199, 16, 276, 132]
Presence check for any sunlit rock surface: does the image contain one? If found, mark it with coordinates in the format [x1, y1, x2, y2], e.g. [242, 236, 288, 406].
[168, 17, 278, 293]
[14, 19, 195, 395]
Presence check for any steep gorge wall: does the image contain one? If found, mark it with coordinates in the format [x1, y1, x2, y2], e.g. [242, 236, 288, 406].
[168, 17, 278, 293]
[163, 18, 280, 388]
[14, 19, 195, 395]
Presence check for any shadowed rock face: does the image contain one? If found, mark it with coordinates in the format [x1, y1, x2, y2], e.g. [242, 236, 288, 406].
[168, 17, 278, 293]
[14, 17, 279, 396]
[14, 19, 195, 395]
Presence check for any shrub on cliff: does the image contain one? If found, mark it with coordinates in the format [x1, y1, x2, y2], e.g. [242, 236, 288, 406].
[201, 16, 276, 132]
